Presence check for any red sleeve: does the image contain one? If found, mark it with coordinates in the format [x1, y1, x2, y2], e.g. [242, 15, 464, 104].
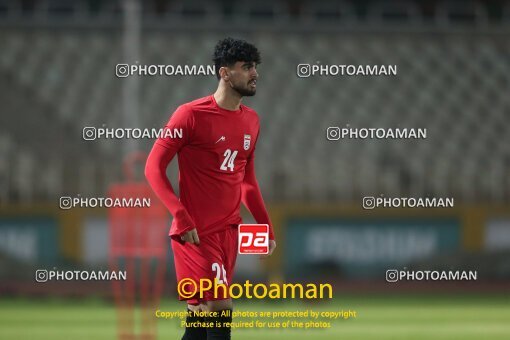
[241, 141, 275, 240]
[145, 105, 196, 240]
[155, 104, 194, 151]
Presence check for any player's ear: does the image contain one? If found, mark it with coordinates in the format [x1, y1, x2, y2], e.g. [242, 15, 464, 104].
[219, 67, 230, 81]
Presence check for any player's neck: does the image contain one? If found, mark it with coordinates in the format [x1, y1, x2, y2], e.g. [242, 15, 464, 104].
[213, 86, 242, 111]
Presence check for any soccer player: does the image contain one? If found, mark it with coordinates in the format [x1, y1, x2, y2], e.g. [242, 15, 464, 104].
[145, 37, 276, 340]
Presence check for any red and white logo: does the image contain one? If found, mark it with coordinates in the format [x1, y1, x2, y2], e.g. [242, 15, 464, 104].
[243, 134, 251, 151]
[238, 224, 269, 254]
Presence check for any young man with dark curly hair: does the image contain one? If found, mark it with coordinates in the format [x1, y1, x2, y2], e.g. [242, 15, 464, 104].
[145, 37, 276, 340]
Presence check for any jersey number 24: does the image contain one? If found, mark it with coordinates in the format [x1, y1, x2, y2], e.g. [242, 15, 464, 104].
[220, 149, 238, 171]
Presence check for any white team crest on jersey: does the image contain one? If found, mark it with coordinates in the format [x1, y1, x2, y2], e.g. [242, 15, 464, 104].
[244, 134, 251, 150]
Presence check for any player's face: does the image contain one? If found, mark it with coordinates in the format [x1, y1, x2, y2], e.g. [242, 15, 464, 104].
[227, 61, 258, 97]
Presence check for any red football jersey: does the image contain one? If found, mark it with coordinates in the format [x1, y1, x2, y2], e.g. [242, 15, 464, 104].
[156, 95, 271, 239]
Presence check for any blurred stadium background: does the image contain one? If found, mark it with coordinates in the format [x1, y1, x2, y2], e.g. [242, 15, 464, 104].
[0, 0, 509, 339]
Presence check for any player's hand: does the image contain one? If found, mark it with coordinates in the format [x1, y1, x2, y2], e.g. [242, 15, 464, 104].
[260, 240, 276, 258]
[268, 240, 276, 255]
[181, 228, 200, 245]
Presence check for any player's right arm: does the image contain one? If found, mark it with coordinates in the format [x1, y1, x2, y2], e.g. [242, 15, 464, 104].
[144, 104, 199, 245]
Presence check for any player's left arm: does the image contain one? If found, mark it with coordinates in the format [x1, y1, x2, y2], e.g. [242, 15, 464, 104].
[241, 152, 276, 256]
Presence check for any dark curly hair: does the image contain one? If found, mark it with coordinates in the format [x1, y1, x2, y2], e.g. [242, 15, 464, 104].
[212, 37, 261, 79]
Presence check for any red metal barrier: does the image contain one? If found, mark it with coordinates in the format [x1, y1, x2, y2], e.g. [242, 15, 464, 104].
[108, 152, 169, 340]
